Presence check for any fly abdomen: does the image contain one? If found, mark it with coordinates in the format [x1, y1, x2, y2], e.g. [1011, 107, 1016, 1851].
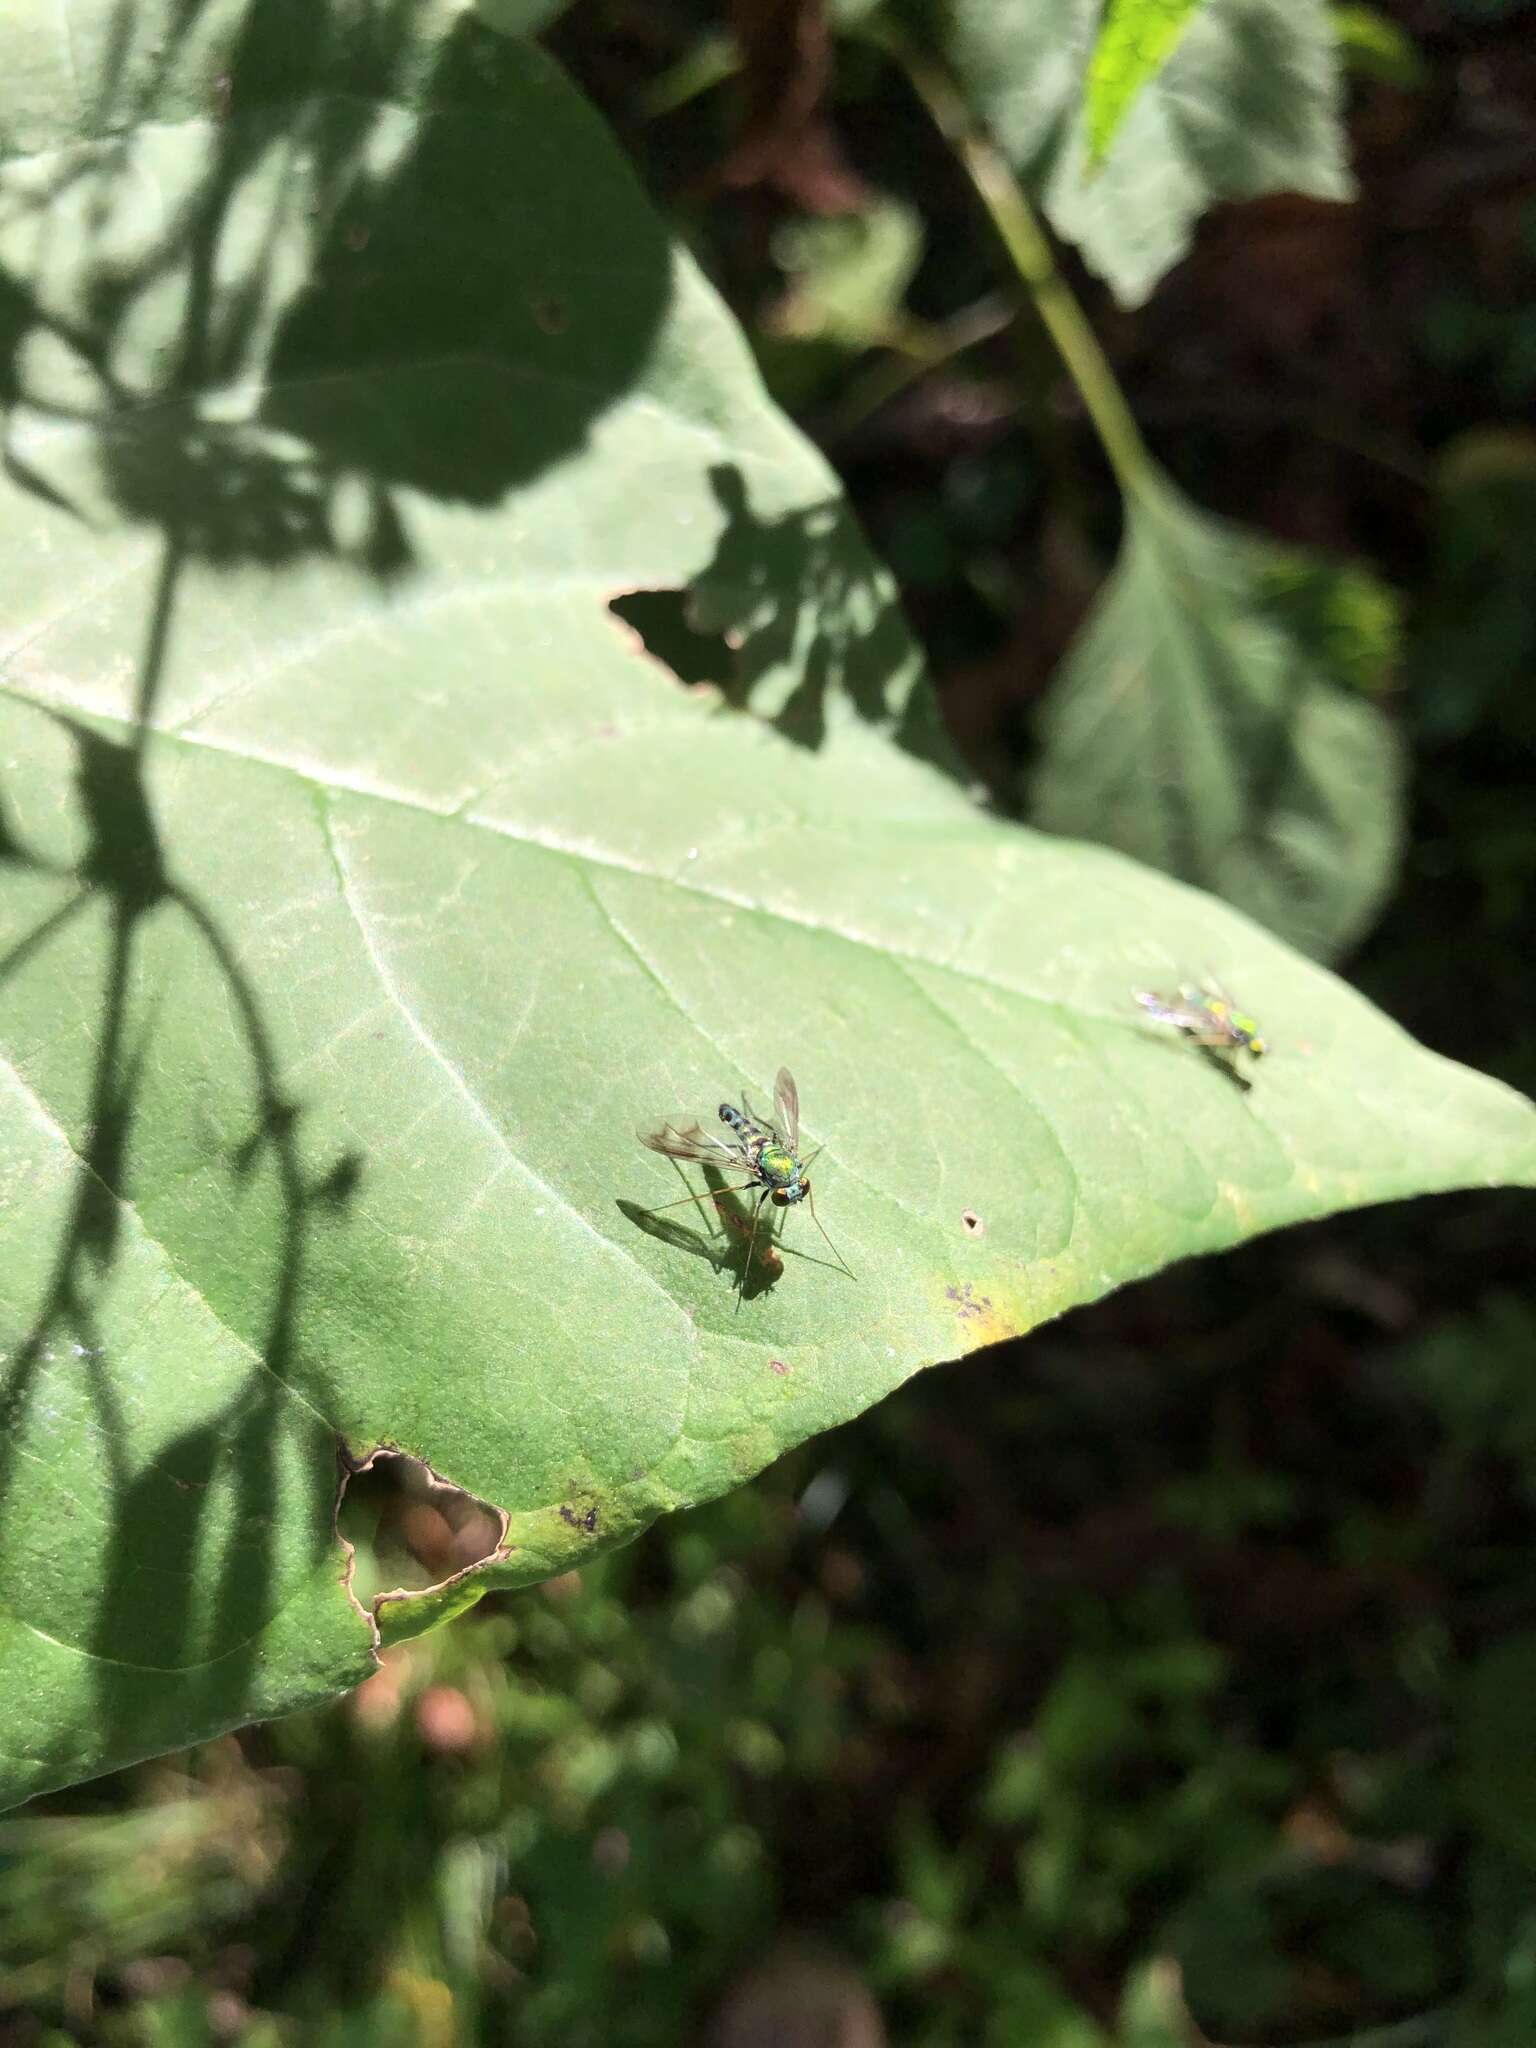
[721, 1102, 767, 1143]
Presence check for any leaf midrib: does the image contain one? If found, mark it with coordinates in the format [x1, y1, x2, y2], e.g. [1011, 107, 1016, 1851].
[11, 674, 1532, 1300]
[0, 677, 1175, 1035]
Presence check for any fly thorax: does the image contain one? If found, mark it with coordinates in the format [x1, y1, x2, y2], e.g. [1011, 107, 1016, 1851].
[758, 1143, 798, 1187]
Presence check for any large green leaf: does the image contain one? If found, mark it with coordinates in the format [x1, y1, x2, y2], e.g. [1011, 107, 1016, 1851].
[1027, 480, 1404, 961]
[946, 0, 1353, 306]
[2, 5, 1534, 1813]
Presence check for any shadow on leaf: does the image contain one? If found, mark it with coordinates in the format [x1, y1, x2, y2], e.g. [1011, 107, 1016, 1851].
[616, 1186, 784, 1306]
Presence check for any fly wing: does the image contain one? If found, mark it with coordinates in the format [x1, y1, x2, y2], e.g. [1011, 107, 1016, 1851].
[773, 1067, 800, 1152]
[1135, 991, 1208, 1034]
[639, 1119, 739, 1164]
[1136, 990, 1242, 1049]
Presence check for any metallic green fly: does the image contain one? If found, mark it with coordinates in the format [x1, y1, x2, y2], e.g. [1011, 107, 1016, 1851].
[638, 1067, 852, 1304]
[1135, 984, 1269, 1062]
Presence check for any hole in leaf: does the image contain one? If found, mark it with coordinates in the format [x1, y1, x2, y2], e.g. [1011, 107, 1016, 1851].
[608, 588, 733, 687]
[961, 1208, 984, 1237]
[337, 1447, 507, 1615]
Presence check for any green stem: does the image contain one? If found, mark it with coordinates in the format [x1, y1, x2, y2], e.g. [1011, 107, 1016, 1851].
[901, 48, 1155, 499]
[820, 296, 1014, 442]
[638, 34, 741, 119]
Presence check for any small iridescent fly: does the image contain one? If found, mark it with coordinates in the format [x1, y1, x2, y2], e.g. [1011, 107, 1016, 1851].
[1135, 984, 1268, 1064]
[638, 1067, 852, 1304]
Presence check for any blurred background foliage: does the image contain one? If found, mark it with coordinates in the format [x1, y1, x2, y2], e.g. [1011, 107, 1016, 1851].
[5, 0, 1536, 2040]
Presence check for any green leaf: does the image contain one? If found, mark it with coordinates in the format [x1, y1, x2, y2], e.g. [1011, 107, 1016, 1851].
[1330, 4, 1429, 89]
[947, 0, 1354, 306]
[1117, 1957, 1191, 2047]
[942, 0, 1102, 176]
[770, 199, 924, 347]
[1084, 0, 1210, 168]
[1027, 480, 1405, 961]
[472, 0, 574, 37]
[1463, 1635, 1536, 1869]
[3, 5, 1534, 1812]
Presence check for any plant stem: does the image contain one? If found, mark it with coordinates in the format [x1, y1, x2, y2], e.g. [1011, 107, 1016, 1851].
[901, 48, 1155, 499]
[820, 295, 1015, 443]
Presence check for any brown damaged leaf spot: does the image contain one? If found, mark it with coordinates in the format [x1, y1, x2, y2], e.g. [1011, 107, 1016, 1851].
[768, 1357, 790, 1376]
[946, 1281, 990, 1321]
[961, 1208, 985, 1237]
[943, 1281, 1022, 1348]
[335, 1443, 510, 1645]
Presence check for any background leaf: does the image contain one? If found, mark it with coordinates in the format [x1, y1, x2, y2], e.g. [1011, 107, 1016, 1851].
[948, 0, 1354, 306]
[940, 0, 1101, 177]
[1330, 3, 1429, 89]
[1462, 1634, 1536, 1871]
[472, 0, 574, 37]
[2, 4, 1533, 1814]
[1084, 0, 1210, 167]
[1027, 479, 1405, 961]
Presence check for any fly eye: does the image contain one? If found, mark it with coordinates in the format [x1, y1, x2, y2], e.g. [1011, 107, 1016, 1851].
[771, 1187, 792, 1206]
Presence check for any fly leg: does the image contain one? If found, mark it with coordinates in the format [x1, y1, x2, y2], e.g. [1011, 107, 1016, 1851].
[737, 1189, 770, 1310]
[805, 1182, 855, 1278]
